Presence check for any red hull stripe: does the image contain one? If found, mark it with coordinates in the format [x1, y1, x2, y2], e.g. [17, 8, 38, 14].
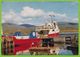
[48, 33, 59, 38]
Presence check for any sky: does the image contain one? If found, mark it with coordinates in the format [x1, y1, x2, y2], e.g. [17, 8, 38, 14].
[2, 2, 78, 25]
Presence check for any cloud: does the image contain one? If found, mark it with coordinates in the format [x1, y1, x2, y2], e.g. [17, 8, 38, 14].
[71, 18, 78, 23]
[20, 6, 67, 19]
[21, 6, 45, 17]
[2, 10, 34, 24]
[20, 6, 68, 23]
[2, 10, 25, 24]
[2, 6, 78, 25]
[47, 12, 67, 18]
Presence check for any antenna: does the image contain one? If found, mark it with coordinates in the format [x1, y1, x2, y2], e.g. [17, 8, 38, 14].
[49, 14, 55, 23]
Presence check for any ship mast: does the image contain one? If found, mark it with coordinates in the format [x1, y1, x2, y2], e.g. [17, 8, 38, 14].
[49, 14, 55, 23]
[48, 14, 55, 29]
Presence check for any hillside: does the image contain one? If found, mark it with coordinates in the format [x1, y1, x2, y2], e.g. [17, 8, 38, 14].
[2, 22, 78, 35]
